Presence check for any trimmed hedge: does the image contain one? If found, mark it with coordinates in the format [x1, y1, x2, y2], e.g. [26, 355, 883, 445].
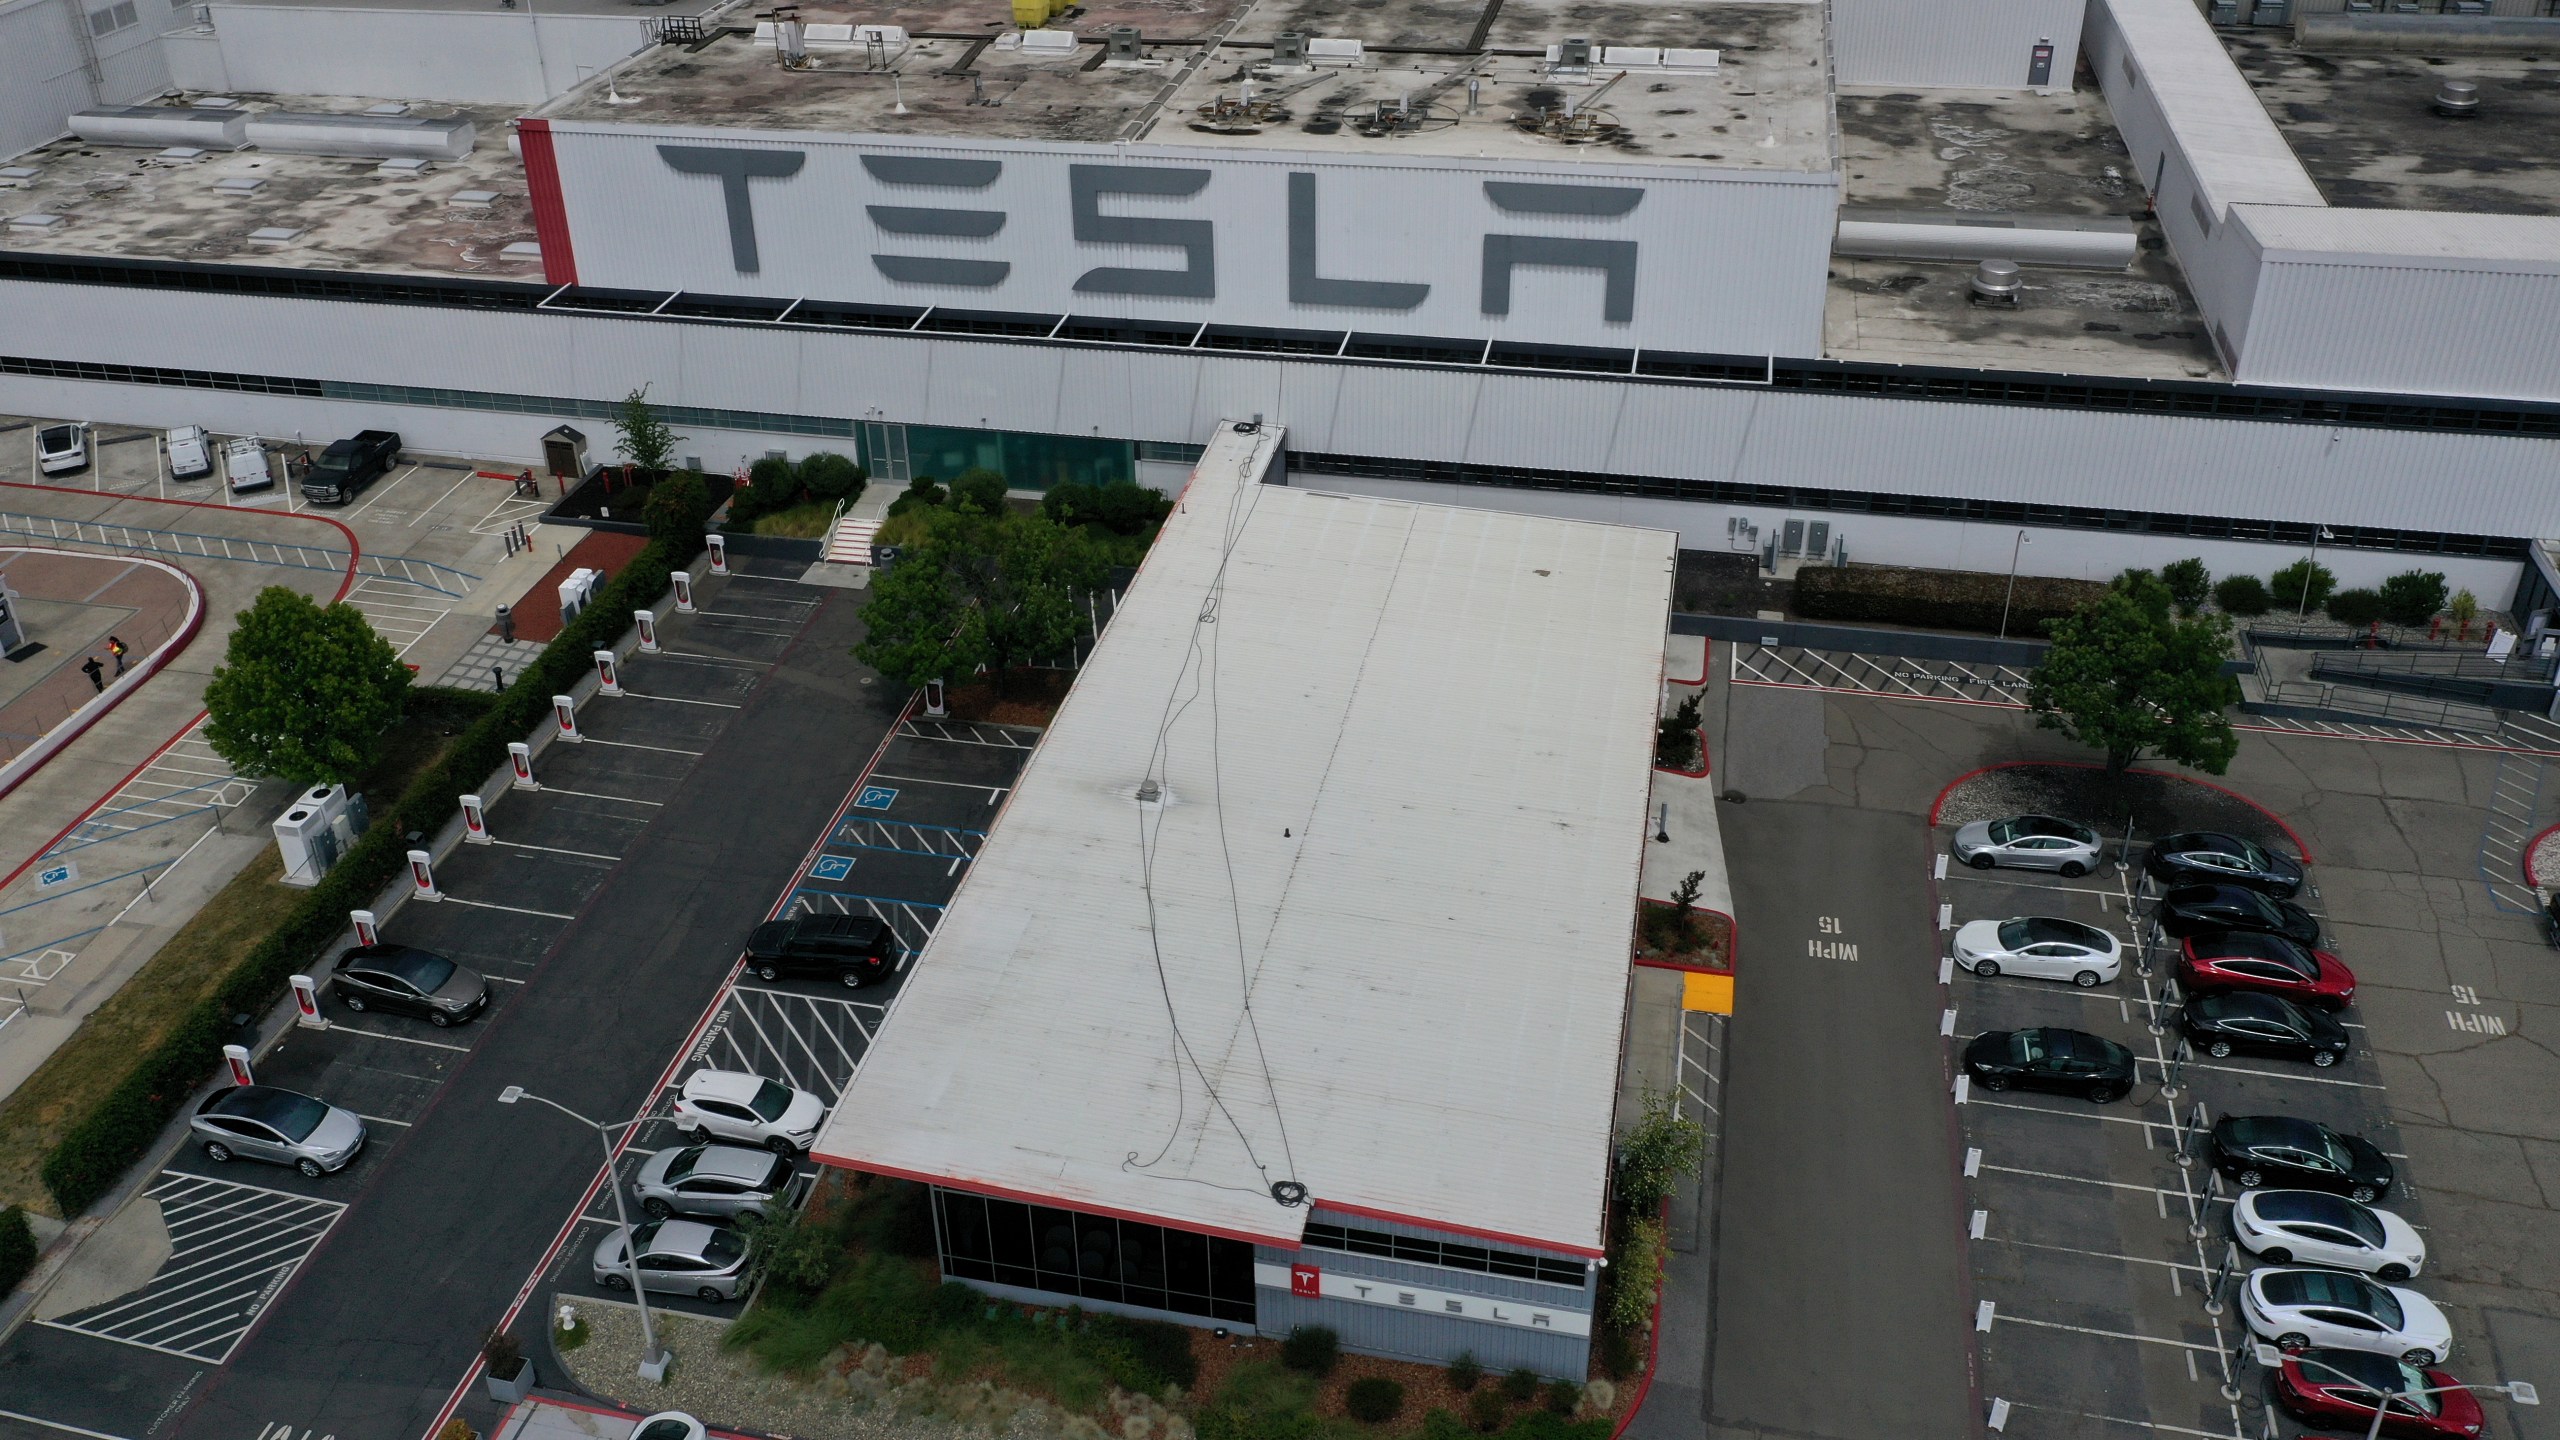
[1793, 563, 2109, 637]
[0, 1206, 36, 1293]
[41, 541, 691, 1216]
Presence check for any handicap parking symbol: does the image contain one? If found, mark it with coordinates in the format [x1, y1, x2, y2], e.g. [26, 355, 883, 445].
[855, 785, 899, 811]
[34, 862, 77, 892]
[811, 855, 855, 882]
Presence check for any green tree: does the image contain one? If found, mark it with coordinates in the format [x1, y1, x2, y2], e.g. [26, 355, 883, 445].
[727, 455, 801, 526]
[2326, 588, 2386, 629]
[2027, 570, 2238, 778]
[203, 586, 411, 786]
[2271, 557, 2336, 616]
[641, 468, 713, 551]
[949, 468, 1009, 516]
[2161, 558, 2211, 616]
[854, 537, 987, 691]
[980, 513, 1110, 677]
[855, 510, 1108, 694]
[2449, 588, 2480, 639]
[797, 451, 867, 504]
[2377, 570, 2448, 629]
[2213, 574, 2271, 617]
[1617, 1088, 1706, 1212]
[610, 385, 682, 477]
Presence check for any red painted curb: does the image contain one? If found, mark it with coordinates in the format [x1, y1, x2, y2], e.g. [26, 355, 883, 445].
[0, 549, 203, 810]
[2527, 823, 2560, 888]
[1925, 759, 2312, 864]
[1666, 638, 1708, 689]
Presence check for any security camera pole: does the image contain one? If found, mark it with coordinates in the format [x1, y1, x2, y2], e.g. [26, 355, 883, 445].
[498, 1084, 666, 1379]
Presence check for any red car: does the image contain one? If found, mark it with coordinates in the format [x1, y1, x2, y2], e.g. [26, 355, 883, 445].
[2276, 1349, 2485, 1438]
[2179, 930, 2354, 1011]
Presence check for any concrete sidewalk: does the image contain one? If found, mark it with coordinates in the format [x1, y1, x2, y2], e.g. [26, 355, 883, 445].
[1620, 630, 1732, 1440]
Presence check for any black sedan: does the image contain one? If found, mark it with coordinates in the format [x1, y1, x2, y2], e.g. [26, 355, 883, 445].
[2179, 991, 2351, 1068]
[330, 944, 489, 1027]
[2145, 831, 2304, 897]
[2155, 884, 2320, 947]
[1963, 1027, 2135, 1103]
[2210, 1114, 2394, 1203]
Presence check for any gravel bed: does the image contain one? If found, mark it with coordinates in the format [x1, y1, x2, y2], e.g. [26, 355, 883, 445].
[556, 1304, 1085, 1440]
[1933, 764, 2295, 854]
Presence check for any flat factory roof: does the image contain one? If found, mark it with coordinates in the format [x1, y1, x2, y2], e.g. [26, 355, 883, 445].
[814, 422, 1673, 1258]
[2221, 33, 2560, 217]
[0, 97, 538, 274]
[546, 0, 1834, 172]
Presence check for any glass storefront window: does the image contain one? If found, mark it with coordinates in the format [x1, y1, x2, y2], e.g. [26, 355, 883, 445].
[936, 1189, 1255, 1324]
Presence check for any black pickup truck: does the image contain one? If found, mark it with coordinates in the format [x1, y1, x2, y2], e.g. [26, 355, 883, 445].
[742, 914, 896, 987]
[301, 429, 403, 504]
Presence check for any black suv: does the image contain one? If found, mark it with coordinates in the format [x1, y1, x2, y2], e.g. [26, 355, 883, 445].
[302, 429, 403, 504]
[743, 914, 894, 987]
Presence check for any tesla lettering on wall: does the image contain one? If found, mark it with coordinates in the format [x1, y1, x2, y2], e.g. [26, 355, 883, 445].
[1251, 1262, 1592, 1336]
[652, 143, 1644, 321]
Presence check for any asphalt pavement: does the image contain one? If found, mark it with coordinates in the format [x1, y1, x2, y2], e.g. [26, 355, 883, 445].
[143, 567, 903, 1440]
[1706, 798, 1978, 1440]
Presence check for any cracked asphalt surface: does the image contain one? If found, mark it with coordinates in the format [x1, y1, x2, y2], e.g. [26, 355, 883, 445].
[1706, 680, 2560, 1440]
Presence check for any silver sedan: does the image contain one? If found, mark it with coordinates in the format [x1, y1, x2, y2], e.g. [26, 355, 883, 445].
[1951, 815, 2104, 876]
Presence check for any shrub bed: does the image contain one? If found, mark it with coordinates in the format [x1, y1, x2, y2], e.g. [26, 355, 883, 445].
[40, 540, 693, 1216]
[1794, 564, 2107, 637]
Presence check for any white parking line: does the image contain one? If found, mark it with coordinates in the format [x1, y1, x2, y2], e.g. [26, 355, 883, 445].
[579, 738, 706, 757]
[537, 786, 665, 807]
[327, 1024, 472, 1053]
[1984, 1235, 2207, 1275]
[652, 650, 765, 668]
[1969, 1097, 2162, 1129]
[1994, 1312, 2223, 1353]
[2134, 1055, 2383, 1090]
[617, 692, 743, 710]
[2003, 1401, 2243, 1440]
[359, 1114, 414, 1128]
[443, 896, 578, 921]
[1979, 1162, 2235, 1205]
[489, 839, 622, 863]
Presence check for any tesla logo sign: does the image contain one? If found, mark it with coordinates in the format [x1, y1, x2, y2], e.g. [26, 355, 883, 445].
[1290, 1264, 1321, 1298]
[1254, 1263, 1591, 1336]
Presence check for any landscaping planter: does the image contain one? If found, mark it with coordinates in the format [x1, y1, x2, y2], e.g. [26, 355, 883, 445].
[484, 1359, 534, 1404]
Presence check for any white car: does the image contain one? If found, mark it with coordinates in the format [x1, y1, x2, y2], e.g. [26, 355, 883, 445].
[2233, 1190, 2423, 1280]
[35, 422, 87, 476]
[1954, 916, 2122, 987]
[224, 436, 275, 493]
[672, 1069, 823, 1156]
[631, 1414, 707, 1440]
[166, 424, 213, 481]
[2242, 1267, 2452, 1366]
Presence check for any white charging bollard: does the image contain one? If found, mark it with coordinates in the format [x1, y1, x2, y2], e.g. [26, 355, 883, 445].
[460, 792, 490, 844]
[508, 742, 538, 789]
[671, 570, 696, 614]
[924, 678, 948, 718]
[706, 533, 728, 576]
[635, 609, 659, 654]
[223, 1044, 254, 1086]
[553, 694, 581, 743]
[289, 974, 327, 1029]
[595, 650, 623, 697]
[351, 908, 380, 947]
[408, 848, 441, 901]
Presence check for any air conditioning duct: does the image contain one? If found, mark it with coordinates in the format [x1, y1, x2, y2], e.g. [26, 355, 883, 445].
[1834, 208, 2138, 270]
[243, 112, 477, 161]
[69, 105, 249, 150]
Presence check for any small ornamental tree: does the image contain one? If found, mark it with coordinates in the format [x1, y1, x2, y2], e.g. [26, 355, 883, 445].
[1617, 1088, 1706, 1212]
[2213, 574, 2271, 617]
[2027, 569, 2238, 778]
[2271, 557, 2336, 616]
[949, 468, 1009, 516]
[2450, 588, 2480, 640]
[2325, 588, 2387, 631]
[642, 469, 713, 550]
[2161, 558, 2211, 616]
[610, 385, 682, 478]
[203, 586, 411, 787]
[797, 451, 867, 505]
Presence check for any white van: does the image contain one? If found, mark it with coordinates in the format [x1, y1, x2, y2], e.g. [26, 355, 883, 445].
[224, 437, 275, 494]
[167, 425, 213, 481]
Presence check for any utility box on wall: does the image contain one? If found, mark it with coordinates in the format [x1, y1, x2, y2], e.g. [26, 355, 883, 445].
[542, 424, 588, 480]
[274, 783, 368, 886]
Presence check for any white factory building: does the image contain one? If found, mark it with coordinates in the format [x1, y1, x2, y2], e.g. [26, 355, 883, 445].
[2, 0, 2559, 604]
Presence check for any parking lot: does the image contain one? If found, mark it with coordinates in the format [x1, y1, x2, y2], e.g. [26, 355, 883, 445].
[0, 557, 827, 1440]
[1930, 775, 2465, 1440]
[529, 710, 1037, 1324]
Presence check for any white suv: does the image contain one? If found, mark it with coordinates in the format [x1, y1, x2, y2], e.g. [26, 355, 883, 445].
[671, 1069, 823, 1156]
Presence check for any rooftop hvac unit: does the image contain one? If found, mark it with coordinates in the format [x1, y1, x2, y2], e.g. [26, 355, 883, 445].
[1106, 25, 1142, 61]
[69, 105, 249, 150]
[244, 112, 477, 161]
[1271, 30, 1308, 64]
[1557, 35, 1593, 68]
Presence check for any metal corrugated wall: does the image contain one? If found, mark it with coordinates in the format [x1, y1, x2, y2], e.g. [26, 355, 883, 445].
[4, 278, 2560, 536]
[1832, 0, 2084, 88]
[2235, 256, 2560, 405]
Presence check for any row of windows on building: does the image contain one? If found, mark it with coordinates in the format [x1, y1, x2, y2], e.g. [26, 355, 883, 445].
[933, 1190, 1258, 1323]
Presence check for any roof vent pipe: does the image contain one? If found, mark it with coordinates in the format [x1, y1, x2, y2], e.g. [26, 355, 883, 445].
[1969, 258, 2022, 305]
[2432, 79, 2479, 117]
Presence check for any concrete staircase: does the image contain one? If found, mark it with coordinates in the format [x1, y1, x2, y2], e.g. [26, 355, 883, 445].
[824, 516, 879, 566]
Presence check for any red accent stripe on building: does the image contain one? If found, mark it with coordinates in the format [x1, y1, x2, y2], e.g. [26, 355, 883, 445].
[515, 118, 579, 286]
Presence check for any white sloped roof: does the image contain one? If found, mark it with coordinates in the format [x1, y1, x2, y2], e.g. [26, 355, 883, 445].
[815, 423, 1674, 1257]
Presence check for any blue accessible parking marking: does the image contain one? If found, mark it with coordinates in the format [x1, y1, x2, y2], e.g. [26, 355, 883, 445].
[855, 785, 900, 810]
[810, 855, 855, 881]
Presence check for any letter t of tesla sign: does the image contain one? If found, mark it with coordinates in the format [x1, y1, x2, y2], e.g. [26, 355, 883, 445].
[1290, 1263, 1322, 1298]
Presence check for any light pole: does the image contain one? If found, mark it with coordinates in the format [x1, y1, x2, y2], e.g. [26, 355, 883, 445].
[2252, 1343, 2537, 1440]
[498, 1085, 668, 1380]
[1997, 530, 2032, 640]
[2296, 527, 2336, 617]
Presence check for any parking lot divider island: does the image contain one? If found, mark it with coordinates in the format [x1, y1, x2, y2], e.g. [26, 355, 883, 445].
[38, 539, 691, 1217]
